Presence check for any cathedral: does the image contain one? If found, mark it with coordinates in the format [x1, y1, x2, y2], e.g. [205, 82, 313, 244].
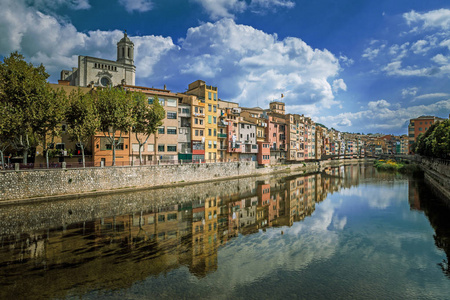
[60, 32, 135, 87]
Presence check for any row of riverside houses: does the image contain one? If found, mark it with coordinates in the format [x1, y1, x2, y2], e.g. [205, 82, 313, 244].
[30, 33, 418, 167]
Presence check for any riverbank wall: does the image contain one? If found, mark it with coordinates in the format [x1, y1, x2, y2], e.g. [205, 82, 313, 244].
[0, 158, 368, 204]
[396, 155, 450, 205]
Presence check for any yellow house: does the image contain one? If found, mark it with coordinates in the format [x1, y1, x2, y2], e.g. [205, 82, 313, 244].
[186, 80, 218, 161]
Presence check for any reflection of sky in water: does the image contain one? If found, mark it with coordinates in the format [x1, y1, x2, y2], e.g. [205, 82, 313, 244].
[79, 179, 450, 300]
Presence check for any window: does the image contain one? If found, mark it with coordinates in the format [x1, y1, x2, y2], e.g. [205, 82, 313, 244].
[182, 108, 190, 114]
[200, 130, 204, 136]
[200, 119, 204, 125]
[167, 127, 177, 134]
[167, 111, 177, 119]
[214, 141, 217, 149]
[158, 215, 165, 222]
[167, 145, 177, 152]
[147, 144, 154, 152]
[208, 116, 212, 124]
[213, 105, 217, 112]
[195, 107, 199, 113]
[158, 127, 165, 134]
[148, 97, 154, 105]
[214, 129, 216, 136]
[195, 130, 199, 136]
[213, 117, 217, 124]
[208, 129, 212, 136]
[208, 104, 212, 112]
[208, 92, 212, 100]
[213, 93, 217, 101]
[195, 118, 198, 125]
[208, 141, 212, 148]
[158, 144, 165, 152]
[167, 99, 177, 107]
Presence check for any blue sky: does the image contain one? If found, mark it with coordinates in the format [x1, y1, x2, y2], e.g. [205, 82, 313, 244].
[1, 0, 449, 135]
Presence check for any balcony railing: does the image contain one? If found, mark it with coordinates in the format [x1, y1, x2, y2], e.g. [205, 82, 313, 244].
[217, 133, 227, 138]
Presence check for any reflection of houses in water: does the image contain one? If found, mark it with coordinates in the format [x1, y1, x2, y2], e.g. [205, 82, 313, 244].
[0, 165, 368, 299]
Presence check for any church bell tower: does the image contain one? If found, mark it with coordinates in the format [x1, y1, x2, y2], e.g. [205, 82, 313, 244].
[117, 31, 134, 65]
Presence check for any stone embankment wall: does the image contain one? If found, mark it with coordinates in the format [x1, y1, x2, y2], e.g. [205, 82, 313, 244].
[0, 159, 367, 203]
[398, 155, 450, 205]
[0, 161, 313, 203]
[418, 157, 450, 204]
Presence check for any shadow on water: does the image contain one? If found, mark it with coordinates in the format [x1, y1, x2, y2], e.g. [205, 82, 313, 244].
[410, 177, 450, 278]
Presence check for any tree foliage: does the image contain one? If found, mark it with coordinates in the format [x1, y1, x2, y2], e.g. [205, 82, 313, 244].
[414, 120, 450, 159]
[66, 89, 100, 167]
[94, 87, 134, 166]
[0, 51, 52, 163]
[132, 94, 165, 164]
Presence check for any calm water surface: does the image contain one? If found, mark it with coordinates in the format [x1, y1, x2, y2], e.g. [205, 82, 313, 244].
[1, 164, 450, 299]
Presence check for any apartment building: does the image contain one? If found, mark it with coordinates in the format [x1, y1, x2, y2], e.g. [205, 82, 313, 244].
[124, 85, 179, 163]
[179, 94, 206, 161]
[408, 115, 445, 154]
[186, 80, 219, 161]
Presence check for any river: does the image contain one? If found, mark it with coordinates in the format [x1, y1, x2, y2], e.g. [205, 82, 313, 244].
[1, 163, 449, 299]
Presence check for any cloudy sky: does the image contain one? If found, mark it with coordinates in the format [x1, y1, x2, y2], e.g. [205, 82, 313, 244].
[1, 0, 449, 134]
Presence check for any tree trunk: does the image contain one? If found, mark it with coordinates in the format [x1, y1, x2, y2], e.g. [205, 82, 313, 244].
[23, 149, 28, 164]
[154, 134, 158, 163]
[81, 143, 85, 168]
[46, 150, 49, 169]
[0, 150, 4, 169]
[112, 135, 116, 166]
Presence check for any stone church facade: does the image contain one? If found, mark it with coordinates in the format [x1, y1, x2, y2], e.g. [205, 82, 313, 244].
[60, 32, 135, 87]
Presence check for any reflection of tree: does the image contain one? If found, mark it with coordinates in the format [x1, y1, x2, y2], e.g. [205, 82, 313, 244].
[411, 177, 450, 278]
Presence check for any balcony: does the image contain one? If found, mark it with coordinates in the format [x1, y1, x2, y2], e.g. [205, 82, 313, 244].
[217, 133, 227, 138]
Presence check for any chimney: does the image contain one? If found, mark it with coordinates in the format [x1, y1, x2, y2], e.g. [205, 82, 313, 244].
[164, 84, 167, 90]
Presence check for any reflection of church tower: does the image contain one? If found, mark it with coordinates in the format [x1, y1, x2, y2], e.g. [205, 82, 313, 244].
[117, 31, 134, 65]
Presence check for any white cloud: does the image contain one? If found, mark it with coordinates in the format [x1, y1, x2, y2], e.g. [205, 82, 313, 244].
[332, 79, 347, 93]
[28, 0, 91, 10]
[317, 99, 450, 133]
[191, 0, 247, 20]
[413, 93, 449, 101]
[431, 54, 448, 65]
[411, 40, 430, 54]
[404, 9, 450, 30]
[192, 0, 295, 20]
[249, 0, 295, 13]
[172, 19, 341, 113]
[368, 99, 390, 110]
[383, 61, 433, 77]
[401, 87, 418, 98]
[118, 0, 153, 13]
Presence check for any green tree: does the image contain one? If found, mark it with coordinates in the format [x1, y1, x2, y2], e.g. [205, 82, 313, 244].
[32, 87, 67, 168]
[132, 94, 165, 165]
[66, 89, 100, 168]
[415, 120, 450, 159]
[0, 100, 17, 168]
[0, 52, 50, 164]
[95, 87, 134, 166]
